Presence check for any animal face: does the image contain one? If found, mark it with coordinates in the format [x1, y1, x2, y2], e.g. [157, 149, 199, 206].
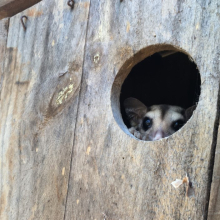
[124, 98, 195, 141]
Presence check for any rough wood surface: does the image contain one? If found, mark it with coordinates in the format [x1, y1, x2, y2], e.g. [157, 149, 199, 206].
[65, 0, 220, 219]
[0, 0, 90, 219]
[1, 0, 220, 219]
[0, 0, 41, 20]
[0, 18, 8, 96]
[208, 121, 220, 220]
[0, 17, 9, 219]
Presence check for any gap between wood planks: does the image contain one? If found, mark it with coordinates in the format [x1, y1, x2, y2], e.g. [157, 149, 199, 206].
[204, 85, 220, 220]
[63, 1, 92, 220]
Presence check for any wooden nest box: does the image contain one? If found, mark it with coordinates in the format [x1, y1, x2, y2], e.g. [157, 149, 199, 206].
[0, 0, 220, 219]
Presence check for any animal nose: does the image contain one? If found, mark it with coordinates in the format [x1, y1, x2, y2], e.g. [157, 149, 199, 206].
[153, 130, 164, 141]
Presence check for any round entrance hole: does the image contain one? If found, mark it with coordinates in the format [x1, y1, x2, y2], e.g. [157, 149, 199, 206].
[111, 45, 201, 141]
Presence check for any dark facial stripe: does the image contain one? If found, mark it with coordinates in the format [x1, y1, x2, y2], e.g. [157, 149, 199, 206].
[160, 105, 170, 120]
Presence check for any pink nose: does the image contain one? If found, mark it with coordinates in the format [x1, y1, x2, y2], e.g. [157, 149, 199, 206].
[153, 130, 164, 141]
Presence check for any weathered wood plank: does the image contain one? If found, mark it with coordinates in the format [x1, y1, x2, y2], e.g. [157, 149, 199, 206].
[0, 0, 41, 20]
[0, 0, 90, 219]
[0, 17, 9, 220]
[65, 0, 220, 219]
[208, 122, 220, 220]
[0, 18, 8, 95]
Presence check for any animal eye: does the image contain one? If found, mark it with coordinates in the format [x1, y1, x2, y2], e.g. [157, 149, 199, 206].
[142, 117, 152, 131]
[172, 120, 185, 131]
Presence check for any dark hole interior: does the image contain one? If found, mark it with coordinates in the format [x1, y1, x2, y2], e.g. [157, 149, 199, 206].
[120, 51, 201, 128]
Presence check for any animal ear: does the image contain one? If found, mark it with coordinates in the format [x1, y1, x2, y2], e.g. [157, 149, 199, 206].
[123, 98, 148, 126]
[185, 105, 196, 120]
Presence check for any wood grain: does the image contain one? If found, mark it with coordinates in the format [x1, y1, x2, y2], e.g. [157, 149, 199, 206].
[0, 18, 9, 220]
[208, 120, 220, 220]
[0, 0, 42, 20]
[0, 18, 8, 97]
[0, 0, 90, 219]
[65, 0, 220, 219]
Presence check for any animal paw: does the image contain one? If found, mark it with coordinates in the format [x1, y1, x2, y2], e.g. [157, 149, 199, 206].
[128, 128, 141, 139]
